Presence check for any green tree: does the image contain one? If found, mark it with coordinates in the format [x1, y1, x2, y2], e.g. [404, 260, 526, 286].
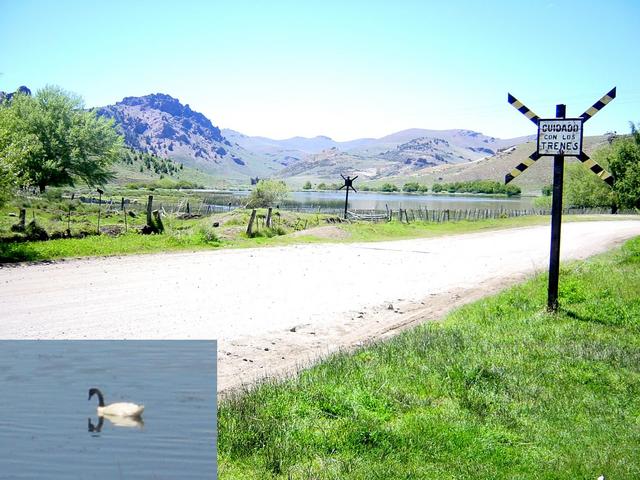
[246, 179, 288, 208]
[562, 123, 640, 210]
[302, 181, 312, 190]
[564, 153, 613, 208]
[0, 85, 123, 192]
[609, 122, 640, 209]
[402, 181, 421, 192]
[380, 183, 399, 192]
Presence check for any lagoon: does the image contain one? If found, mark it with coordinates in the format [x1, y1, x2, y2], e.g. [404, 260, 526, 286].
[0, 341, 217, 479]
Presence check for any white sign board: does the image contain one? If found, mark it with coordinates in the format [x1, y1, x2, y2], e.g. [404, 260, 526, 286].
[537, 118, 583, 156]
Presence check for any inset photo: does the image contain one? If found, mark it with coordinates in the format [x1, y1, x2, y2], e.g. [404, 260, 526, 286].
[0, 340, 217, 479]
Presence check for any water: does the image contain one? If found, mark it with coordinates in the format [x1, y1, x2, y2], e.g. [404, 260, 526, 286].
[0, 341, 217, 479]
[189, 189, 534, 213]
[288, 190, 534, 211]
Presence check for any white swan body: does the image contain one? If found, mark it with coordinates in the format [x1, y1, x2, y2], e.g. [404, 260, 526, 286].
[98, 402, 144, 417]
[89, 388, 144, 418]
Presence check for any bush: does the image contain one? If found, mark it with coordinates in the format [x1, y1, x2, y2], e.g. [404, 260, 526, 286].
[246, 179, 288, 208]
[431, 180, 520, 196]
[24, 220, 49, 241]
[402, 182, 421, 193]
[380, 183, 399, 192]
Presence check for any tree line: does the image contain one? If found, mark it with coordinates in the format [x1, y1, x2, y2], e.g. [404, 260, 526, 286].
[302, 179, 521, 196]
[537, 124, 640, 211]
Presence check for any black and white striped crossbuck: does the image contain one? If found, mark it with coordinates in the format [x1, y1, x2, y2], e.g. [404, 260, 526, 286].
[505, 87, 616, 186]
[503, 88, 618, 312]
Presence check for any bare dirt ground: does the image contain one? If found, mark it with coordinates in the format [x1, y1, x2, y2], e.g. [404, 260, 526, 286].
[1, 219, 639, 393]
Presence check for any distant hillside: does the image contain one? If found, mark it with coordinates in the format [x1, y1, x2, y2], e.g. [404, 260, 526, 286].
[95, 93, 537, 187]
[96, 94, 281, 181]
[274, 129, 534, 186]
[111, 148, 224, 188]
[374, 135, 609, 195]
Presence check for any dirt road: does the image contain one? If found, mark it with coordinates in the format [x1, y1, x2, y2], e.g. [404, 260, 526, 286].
[1, 220, 639, 391]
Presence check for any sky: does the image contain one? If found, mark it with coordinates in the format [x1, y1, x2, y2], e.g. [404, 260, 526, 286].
[1, 0, 639, 141]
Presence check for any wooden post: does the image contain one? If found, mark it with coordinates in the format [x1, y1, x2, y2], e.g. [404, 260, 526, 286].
[97, 190, 103, 235]
[153, 210, 164, 233]
[146, 195, 153, 228]
[246, 209, 257, 236]
[266, 207, 273, 228]
[344, 184, 350, 220]
[187, 201, 190, 215]
[18, 208, 26, 229]
[548, 103, 566, 313]
[123, 202, 128, 233]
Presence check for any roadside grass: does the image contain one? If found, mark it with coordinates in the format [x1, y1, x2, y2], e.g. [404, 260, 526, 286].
[1, 193, 637, 263]
[218, 237, 640, 479]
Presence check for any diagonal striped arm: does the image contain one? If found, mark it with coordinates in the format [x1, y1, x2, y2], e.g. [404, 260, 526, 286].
[505, 151, 541, 184]
[577, 152, 614, 186]
[508, 93, 540, 126]
[580, 87, 616, 122]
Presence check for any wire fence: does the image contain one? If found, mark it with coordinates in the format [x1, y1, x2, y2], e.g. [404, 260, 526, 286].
[73, 195, 638, 224]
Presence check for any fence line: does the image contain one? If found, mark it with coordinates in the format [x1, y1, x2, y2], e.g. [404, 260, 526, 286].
[74, 196, 637, 222]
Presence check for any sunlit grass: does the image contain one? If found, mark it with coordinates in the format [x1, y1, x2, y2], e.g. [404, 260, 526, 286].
[218, 237, 640, 479]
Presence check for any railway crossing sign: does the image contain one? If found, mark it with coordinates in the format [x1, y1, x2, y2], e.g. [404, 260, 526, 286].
[537, 118, 583, 156]
[505, 87, 617, 312]
[339, 174, 357, 219]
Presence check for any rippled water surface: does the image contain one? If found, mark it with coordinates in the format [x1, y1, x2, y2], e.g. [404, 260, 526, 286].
[0, 341, 217, 479]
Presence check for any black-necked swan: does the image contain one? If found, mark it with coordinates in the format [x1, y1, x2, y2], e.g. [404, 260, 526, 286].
[88, 388, 144, 417]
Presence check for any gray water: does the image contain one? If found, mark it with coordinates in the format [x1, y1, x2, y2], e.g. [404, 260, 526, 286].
[288, 190, 534, 211]
[192, 189, 534, 212]
[0, 341, 217, 479]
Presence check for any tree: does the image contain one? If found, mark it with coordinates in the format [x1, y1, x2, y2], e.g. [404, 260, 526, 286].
[0, 85, 123, 192]
[402, 181, 421, 192]
[608, 122, 640, 209]
[246, 179, 288, 208]
[564, 154, 613, 208]
[302, 181, 312, 190]
[562, 122, 640, 210]
[380, 183, 399, 192]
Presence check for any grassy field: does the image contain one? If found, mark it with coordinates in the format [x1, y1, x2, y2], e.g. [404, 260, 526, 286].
[218, 237, 640, 479]
[1, 191, 635, 263]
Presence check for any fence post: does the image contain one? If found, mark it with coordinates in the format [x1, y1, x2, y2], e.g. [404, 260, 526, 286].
[266, 207, 273, 228]
[18, 208, 26, 229]
[153, 210, 164, 233]
[246, 209, 257, 236]
[146, 195, 153, 228]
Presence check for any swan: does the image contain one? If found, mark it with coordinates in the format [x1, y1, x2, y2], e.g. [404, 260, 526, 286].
[88, 388, 144, 417]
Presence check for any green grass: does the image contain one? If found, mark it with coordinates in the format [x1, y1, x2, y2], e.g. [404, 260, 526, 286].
[1, 208, 635, 263]
[218, 236, 640, 479]
[1, 191, 636, 263]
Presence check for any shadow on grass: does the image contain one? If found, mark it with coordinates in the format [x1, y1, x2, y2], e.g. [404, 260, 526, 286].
[0, 242, 44, 264]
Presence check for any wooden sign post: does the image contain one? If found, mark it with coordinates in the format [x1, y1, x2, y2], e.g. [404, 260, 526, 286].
[505, 88, 616, 312]
[339, 174, 358, 219]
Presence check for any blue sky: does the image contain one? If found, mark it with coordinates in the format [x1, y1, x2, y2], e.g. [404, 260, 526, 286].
[1, 0, 639, 140]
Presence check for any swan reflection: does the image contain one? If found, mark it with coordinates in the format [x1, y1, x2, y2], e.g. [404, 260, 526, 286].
[88, 414, 144, 433]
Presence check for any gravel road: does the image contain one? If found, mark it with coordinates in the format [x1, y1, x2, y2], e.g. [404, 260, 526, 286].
[1, 219, 638, 391]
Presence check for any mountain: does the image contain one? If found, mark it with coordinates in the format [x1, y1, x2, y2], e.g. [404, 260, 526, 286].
[96, 92, 535, 186]
[274, 129, 535, 185]
[96, 94, 282, 181]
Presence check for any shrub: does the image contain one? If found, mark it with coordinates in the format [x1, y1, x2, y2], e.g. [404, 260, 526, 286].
[246, 179, 288, 208]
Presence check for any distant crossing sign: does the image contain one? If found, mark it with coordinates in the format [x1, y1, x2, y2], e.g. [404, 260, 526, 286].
[537, 119, 583, 156]
[504, 87, 617, 312]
